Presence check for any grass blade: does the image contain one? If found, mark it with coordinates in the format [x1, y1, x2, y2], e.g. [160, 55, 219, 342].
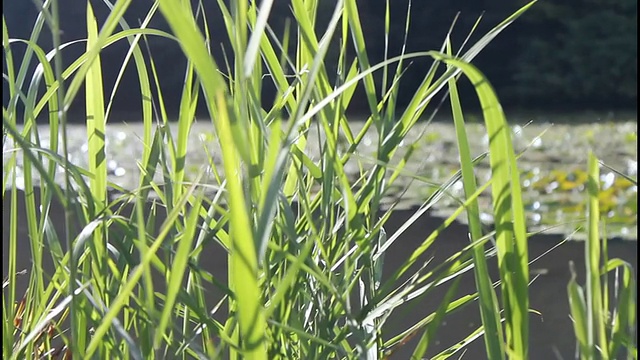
[155, 2, 266, 357]
[446, 39, 505, 359]
[431, 52, 530, 358]
[568, 260, 590, 359]
[586, 152, 607, 359]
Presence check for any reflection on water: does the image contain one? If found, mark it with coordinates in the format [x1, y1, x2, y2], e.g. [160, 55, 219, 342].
[3, 120, 637, 240]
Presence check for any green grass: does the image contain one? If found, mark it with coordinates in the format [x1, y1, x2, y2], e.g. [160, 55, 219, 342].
[2, 0, 636, 359]
[566, 152, 637, 360]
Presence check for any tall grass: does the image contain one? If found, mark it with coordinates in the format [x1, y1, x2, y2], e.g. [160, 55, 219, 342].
[3, 0, 634, 359]
[566, 152, 637, 360]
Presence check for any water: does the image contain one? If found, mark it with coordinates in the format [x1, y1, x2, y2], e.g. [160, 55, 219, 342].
[3, 189, 637, 359]
[3, 119, 637, 240]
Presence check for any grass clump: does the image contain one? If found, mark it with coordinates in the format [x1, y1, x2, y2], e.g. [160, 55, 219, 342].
[2, 0, 636, 359]
[566, 153, 637, 360]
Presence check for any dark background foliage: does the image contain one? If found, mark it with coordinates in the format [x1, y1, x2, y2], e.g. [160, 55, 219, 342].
[3, 0, 636, 123]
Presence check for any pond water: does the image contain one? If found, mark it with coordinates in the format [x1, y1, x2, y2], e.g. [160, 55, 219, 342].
[3, 118, 637, 240]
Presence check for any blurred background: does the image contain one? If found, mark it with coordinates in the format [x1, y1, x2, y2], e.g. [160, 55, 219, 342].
[3, 0, 637, 122]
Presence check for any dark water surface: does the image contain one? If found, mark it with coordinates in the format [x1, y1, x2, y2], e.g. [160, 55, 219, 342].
[3, 189, 637, 359]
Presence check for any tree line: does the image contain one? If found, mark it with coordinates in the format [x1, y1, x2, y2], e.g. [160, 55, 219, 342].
[3, 0, 636, 121]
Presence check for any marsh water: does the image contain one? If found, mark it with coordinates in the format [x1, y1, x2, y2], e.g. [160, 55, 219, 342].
[3, 116, 637, 359]
[3, 189, 637, 359]
[4, 117, 637, 240]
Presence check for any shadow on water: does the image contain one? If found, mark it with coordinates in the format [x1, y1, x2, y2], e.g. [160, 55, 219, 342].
[3, 189, 637, 359]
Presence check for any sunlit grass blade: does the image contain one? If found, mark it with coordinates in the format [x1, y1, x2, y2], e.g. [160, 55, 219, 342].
[244, 0, 274, 78]
[586, 152, 607, 359]
[3, 187, 19, 359]
[62, 0, 132, 113]
[99, 1, 158, 198]
[446, 38, 505, 360]
[85, 0, 108, 308]
[568, 260, 590, 359]
[603, 259, 637, 358]
[344, 0, 379, 120]
[172, 61, 198, 203]
[155, 1, 266, 358]
[2, 20, 22, 359]
[2, 18, 17, 129]
[431, 52, 530, 358]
